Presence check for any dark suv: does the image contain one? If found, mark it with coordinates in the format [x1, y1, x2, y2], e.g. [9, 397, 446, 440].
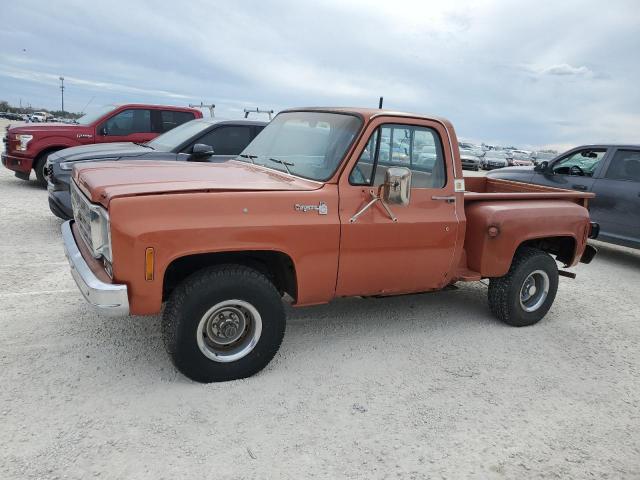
[488, 144, 640, 249]
[47, 118, 266, 219]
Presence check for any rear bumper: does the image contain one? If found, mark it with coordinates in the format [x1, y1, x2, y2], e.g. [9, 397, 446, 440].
[461, 160, 479, 170]
[1, 152, 34, 173]
[62, 220, 129, 316]
[484, 163, 506, 170]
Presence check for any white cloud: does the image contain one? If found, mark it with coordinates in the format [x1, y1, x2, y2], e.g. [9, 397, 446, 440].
[539, 64, 593, 77]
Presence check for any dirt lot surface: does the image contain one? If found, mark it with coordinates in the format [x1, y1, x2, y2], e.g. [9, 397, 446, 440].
[1, 118, 638, 479]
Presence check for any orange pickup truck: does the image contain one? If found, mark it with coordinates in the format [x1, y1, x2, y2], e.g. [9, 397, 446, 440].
[62, 107, 599, 382]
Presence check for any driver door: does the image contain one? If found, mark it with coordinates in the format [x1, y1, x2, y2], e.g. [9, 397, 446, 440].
[535, 147, 609, 193]
[96, 108, 155, 144]
[336, 118, 460, 297]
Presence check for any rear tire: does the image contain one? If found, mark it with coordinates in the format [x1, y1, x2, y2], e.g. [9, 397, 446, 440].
[162, 264, 286, 382]
[488, 247, 558, 327]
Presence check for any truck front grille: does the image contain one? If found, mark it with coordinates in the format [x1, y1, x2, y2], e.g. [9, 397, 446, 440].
[70, 182, 94, 252]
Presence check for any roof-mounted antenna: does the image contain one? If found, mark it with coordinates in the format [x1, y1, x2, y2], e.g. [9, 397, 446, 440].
[190, 102, 216, 118]
[378, 96, 384, 109]
[244, 108, 274, 120]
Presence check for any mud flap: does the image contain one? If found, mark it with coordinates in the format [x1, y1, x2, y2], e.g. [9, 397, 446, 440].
[580, 244, 597, 264]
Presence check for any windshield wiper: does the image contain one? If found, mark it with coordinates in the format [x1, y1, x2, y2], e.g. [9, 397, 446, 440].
[238, 153, 258, 164]
[133, 142, 154, 149]
[269, 157, 294, 175]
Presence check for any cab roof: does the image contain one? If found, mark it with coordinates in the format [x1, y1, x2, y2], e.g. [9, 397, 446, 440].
[280, 107, 452, 125]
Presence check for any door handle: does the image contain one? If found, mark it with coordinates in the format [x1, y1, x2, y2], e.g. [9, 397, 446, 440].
[572, 184, 588, 191]
[432, 195, 456, 203]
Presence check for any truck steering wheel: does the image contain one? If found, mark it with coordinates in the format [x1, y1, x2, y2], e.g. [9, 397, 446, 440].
[569, 165, 585, 176]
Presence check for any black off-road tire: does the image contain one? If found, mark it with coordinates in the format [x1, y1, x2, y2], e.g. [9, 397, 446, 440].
[34, 152, 51, 188]
[488, 247, 559, 327]
[162, 264, 286, 383]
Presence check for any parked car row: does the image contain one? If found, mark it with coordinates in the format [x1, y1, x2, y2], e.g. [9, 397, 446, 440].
[456, 143, 559, 171]
[0, 111, 58, 122]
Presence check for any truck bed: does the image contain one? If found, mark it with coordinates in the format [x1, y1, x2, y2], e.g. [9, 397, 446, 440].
[463, 177, 594, 206]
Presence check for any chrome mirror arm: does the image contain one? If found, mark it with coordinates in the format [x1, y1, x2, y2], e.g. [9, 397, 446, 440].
[349, 188, 398, 224]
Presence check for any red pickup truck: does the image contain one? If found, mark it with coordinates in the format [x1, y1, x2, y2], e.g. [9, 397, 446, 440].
[62, 107, 598, 382]
[2, 104, 202, 186]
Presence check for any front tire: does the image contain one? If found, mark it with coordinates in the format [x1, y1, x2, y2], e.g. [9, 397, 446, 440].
[34, 153, 50, 188]
[162, 265, 286, 382]
[488, 247, 558, 327]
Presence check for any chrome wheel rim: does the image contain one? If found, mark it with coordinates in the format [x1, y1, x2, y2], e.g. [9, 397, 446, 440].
[519, 270, 550, 312]
[196, 300, 262, 363]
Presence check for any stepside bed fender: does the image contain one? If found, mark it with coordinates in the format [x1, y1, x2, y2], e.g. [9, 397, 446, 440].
[463, 199, 591, 277]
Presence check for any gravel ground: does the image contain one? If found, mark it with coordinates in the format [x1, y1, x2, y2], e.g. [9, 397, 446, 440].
[0, 119, 638, 479]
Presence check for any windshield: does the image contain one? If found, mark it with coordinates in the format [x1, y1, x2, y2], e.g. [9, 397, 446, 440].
[237, 111, 362, 181]
[74, 105, 118, 125]
[147, 119, 211, 151]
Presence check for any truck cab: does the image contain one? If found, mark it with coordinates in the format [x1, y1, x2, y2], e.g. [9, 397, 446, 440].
[61, 107, 598, 382]
[2, 103, 202, 186]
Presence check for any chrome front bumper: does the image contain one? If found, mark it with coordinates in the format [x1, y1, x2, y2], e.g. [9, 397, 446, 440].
[62, 220, 129, 316]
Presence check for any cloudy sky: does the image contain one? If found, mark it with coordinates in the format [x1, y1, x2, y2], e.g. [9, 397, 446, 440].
[1, 0, 638, 149]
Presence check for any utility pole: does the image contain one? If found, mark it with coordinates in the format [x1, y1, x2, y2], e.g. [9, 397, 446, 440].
[59, 77, 65, 113]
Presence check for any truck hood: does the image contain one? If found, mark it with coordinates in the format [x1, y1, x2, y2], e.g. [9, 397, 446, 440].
[486, 165, 536, 183]
[48, 142, 150, 163]
[74, 160, 322, 206]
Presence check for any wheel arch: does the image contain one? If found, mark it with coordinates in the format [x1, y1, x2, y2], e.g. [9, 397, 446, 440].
[33, 145, 68, 168]
[162, 250, 298, 303]
[518, 235, 577, 266]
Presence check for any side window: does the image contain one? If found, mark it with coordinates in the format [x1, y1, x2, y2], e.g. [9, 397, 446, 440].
[605, 150, 640, 182]
[350, 124, 446, 189]
[158, 110, 195, 133]
[103, 109, 151, 136]
[194, 126, 253, 155]
[551, 149, 606, 177]
[379, 126, 411, 166]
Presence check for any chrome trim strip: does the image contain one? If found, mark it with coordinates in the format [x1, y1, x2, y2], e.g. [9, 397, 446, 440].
[62, 221, 129, 316]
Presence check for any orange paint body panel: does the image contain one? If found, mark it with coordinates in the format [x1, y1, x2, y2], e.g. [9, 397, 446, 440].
[69, 108, 596, 317]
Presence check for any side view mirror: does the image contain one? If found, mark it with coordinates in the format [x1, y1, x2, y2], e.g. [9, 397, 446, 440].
[191, 143, 214, 159]
[382, 167, 411, 205]
[99, 126, 108, 136]
[534, 161, 549, 172]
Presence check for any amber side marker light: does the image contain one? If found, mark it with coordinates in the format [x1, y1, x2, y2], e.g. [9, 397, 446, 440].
[145, 247, 155, 281]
